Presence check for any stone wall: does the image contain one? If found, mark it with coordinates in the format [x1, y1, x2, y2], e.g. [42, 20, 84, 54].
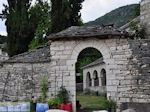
[140, 0, 150, 38]
[1, 38, 150, 112]
[116, 39, 150, 112]
[0, 63, 52, 101]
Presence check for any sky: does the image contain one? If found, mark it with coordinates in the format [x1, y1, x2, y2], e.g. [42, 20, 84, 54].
[0, 0, 141, 36]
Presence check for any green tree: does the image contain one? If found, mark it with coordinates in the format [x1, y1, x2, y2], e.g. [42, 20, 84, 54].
[50, 0, 84, 33]
[29, 0, 51, 50]
[3, 0, 32, 56]
[51, 0, 64, 33]
[2, 0, 51, 55]
[69, 0, 84, 26]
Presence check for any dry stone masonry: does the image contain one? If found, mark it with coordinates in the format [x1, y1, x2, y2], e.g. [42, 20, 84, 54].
[118, 40, 150, 112]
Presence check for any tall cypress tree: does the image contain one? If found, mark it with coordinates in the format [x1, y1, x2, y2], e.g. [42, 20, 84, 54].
[50, 0, 84, 33]
[51, 0, 64, 33]
[3, 0, 32, 56]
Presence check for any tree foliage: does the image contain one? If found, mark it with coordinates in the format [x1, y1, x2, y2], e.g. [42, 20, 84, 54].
[2, 0, 51, 56]
[29, 0, 51, 50]
[2, 0, 32, 56]
[2, 0, 84, 55]
[51, 0, 84, 33]
[69, 0, 84, 26]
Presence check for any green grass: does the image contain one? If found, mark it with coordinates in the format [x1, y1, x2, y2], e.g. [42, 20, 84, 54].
[77, 94, 110, 111]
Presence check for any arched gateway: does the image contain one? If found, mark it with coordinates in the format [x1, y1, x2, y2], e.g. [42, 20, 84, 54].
[1, 26, 150, 112]
[48, 25, 131, 112]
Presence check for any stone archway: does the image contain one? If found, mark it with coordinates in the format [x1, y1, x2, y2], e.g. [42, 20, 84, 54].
[68, 39, 115, 111]
[50, 38, 124, 112]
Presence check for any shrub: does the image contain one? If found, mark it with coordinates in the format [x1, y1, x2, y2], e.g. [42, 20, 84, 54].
[48, 98, 62, 108]
[57, 86, 69, 104]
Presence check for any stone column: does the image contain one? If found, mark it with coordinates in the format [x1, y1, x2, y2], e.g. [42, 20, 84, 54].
[91, 78, 94, 87]
[98, 77, 102, 86]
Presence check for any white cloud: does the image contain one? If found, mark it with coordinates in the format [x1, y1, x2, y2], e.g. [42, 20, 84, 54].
[81, 0, 141, 22]
[0, 31, 7, 36]
[0, 0, 7, 13]
[0, 0, 7, 36]
[0, 20, 7, 36]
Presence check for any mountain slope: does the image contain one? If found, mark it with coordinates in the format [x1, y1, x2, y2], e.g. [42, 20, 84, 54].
[85, 4, 140, 27]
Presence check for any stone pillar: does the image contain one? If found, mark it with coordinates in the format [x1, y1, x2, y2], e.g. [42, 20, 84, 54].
[83, 71, 86, 90]
[98, 77, 102, 86]
[91, 78, 94, 87]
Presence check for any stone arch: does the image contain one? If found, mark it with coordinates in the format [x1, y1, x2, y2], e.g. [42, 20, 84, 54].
[93, 70, 99, 86]
[70, 40, 112, 64]
[101, 68, 106, 86]
[86, 72, 92, 87]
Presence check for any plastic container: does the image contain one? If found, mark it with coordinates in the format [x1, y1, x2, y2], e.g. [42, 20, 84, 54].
[60, 103, 72, 112]
[0, 106, 7, 111]
[36, 103, 49, 112]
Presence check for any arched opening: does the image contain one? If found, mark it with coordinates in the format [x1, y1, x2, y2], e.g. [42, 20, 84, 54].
[86, 72, 92, 87]
[93, 70, 99, 87]
[76, 47, 103, 111]
[101, 69, 106, 86]
[76, 47, 102, 91]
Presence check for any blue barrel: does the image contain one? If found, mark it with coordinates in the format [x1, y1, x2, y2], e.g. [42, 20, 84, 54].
[0, 106, 7, 112]
[36, 103, 49, 112]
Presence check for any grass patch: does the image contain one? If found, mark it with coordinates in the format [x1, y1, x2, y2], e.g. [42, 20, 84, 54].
[77, 94, 110, 110]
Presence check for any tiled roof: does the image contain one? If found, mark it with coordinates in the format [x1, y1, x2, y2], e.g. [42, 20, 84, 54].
[82, 58, 105, 69]
[48, 25, 131, 40]
[3, 45, 51, 63]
